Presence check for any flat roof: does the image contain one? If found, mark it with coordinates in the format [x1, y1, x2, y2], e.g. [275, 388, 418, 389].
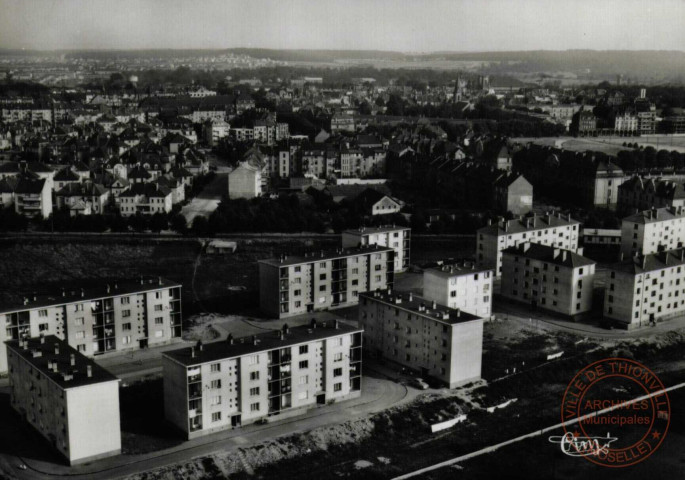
[5, 335, 118, 389]
[610, 247, 685, 275]
[342, 226, 411, 236]
[622, 207, 685, 225]
[424, 262, 493, 277]
[478, 212, 579, 237]
[164, 322, 362, 367]
[0, 276, 181, 315]
[502, 243, 595, 268]
[359, 290, 482, 325]
[258, 245, 394, 268]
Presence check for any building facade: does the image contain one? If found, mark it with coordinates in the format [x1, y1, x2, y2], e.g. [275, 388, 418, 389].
[422, 263, 493, 318]
[258, 246, 394, 318]
[341, 226, 410, 272]
[358, 290, 482, 388]
[163, 322, 362, 439]
[477, 212, 581, 276]
[620, 206, 685, 257]
[0, 277, 182, 374]
[6, 336, 121, 465]
[500, 243, 595, 317]
[604, 248, 685, 328]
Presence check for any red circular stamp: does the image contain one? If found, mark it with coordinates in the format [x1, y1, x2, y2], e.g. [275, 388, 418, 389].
[558, 357, 670, 467]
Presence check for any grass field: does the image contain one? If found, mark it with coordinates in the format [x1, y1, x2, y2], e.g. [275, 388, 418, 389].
[512, 135, 685, 156]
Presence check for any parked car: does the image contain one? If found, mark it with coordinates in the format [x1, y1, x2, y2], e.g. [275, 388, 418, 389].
[411, 378, 429, 390]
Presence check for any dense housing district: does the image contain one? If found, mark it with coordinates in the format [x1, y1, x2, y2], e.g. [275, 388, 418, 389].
[4, 49, 685, 480]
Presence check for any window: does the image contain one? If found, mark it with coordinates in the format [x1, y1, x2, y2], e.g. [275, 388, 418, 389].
[299, 375, 309, 385]
[334, 368, 343, 377]
[154, 304, 163, 312]
[250, 371, 260, 381]
[155, 317, 164, 325]
[155, 292, 162, 299]
[334, 383, 342, 392]
[74, 318, 84, 326]
[77, 344, 86, 352]
[211, 379, 221, 389]
[211, 412, 221, 422]
[75, 331, 85, 339]
[122, 309, 131, 318]
[319, 274, 327, 280]
[294, 266, 301, 273]
[248, 355, 259, 365]
[122, 335, 131, 345]
[38, 323, 48, 332]
[334, 352, 343, 362]
[121, 297, 130, 305]
[122, 322, 132, 331]
[319, 285, 327, 292]
[210, 396, 222, 406]
[210, 363, 221, 373]
[299, 360, 309, 369]
[294, 289, 301, 296]
[250, 402, 260, 412]
[299, 345, 308, 354]
[38, 310, 48, 318]
[332, 337, 343, 346]
[250, 387, 260, 396]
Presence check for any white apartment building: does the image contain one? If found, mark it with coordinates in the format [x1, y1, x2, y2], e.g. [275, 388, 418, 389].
[500, 243, 595, 317]
[341, 226, 411, 272]
[163, 322, 362, 439]
[258, 246, 395, 318]
[621, 206, 685, 257]
[0, 277, 182, 374]
[359, 290, 482, 388]
[118, 183, 173, 216]
[477, 212, 581, 276]
[228, 163, 262, 199]
[604, 248, 685, 329]
[422, 263, 493, 318]
[6, 336, 121, 465]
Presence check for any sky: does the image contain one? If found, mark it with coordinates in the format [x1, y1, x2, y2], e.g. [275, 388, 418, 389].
[0, 0, 684, 52]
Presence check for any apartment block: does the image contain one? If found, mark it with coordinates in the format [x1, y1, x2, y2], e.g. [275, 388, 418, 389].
[500, 243, 595, 317]
[358, 290, 482, 388]
[0, 277, 182, 374]
[477, 212, 581, 276]
[162, 322, 362, 439]
[620, 206, 685, 257]
[422, 263, 493, 318]
[604, 248, 685, 329]
[5, 336, 121, 465]
[341, 226, 410, 272]
[258, 246, 394, 318]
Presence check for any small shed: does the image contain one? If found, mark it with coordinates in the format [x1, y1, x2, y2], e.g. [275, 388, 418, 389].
[206, 240, 237, 254]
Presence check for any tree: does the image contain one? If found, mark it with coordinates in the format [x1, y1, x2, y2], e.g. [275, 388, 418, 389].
[149, 213, 168, 233]
[170, 214, 188, 234]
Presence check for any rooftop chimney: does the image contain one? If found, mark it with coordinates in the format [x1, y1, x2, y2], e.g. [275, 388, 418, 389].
[227, 334, 234, 345]
[310, 318, 317, 329]
[106, 284, 111, 294]
[431, 300, 437, 310]
[54, 343, 60, 355]
[253, 335, 258, 345]
[40, 334, 45, 344]
[158, 276, 162, 285]
[196, 340, 203, 352]
[87, 365, 92, 378]
[191, 346, 196, 358]
[80, 288, 84, 298]
[334, 319, 339, 329]
[70, 354, 75, 366]
[408, 292, 413, 302]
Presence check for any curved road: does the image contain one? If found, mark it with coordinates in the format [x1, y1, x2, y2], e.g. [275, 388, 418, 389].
[0, 374, 410, 480]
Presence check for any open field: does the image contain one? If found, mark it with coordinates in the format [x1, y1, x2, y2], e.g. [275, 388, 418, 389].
[511, 135, 685, 156]
[0, 235, 475, 316]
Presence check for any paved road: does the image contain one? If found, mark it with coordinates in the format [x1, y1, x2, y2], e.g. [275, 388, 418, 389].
[0, 372, 413, 480]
